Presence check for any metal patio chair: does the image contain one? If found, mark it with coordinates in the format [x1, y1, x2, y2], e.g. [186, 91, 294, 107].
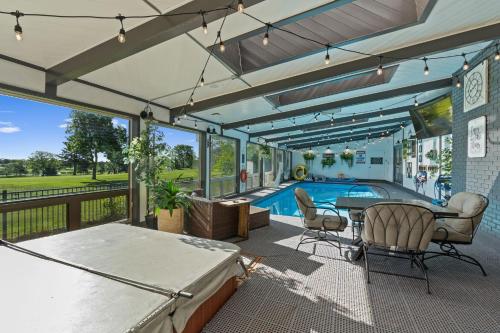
[294, 188, 348, 254]
[423, 192, 489, 276]
[348, 184, 391, 241]
[362, 203, 436, 293]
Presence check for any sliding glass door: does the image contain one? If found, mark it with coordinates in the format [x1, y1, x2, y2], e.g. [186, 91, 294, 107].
[209, 135, 237, 198]
[246, 143, 262, 190]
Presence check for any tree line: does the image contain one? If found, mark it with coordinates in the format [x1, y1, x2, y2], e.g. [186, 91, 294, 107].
[0, 110, 197, 179]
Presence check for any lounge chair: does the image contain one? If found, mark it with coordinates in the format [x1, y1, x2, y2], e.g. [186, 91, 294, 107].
[294, 188, 348, 254]
[423, 192, 489, 276]
[362, 203, 436, 293]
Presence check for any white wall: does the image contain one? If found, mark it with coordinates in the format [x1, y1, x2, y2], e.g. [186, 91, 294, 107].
[291, 136, 394, 181]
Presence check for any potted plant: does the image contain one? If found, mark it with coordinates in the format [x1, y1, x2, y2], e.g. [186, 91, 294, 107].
[303, 150, 316, 161]
[123, 120, 171, 229]
[340, 148, 354, 168]
[321, 156, 336, 168]
[154, 179, 191, 234]
[259, 145, 271, 158]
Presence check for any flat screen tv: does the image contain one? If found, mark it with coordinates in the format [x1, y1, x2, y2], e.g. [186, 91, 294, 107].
[410, 95, 452, 139]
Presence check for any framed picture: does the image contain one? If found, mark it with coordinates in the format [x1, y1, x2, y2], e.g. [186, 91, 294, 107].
[468, 116, 487, 158]
[464, 60, 488, 112]
[355, 151, 366, 164]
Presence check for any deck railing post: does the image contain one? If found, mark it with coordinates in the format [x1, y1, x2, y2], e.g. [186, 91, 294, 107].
[2, 190, 7, 239]
[66, 199, 81, 231]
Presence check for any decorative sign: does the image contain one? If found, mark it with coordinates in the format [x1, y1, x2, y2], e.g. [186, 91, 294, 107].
[355, 151, 366, 164]
[468, 116, 487, 158]
[464, 60, 488, 112]
[370, 157, 383, 165]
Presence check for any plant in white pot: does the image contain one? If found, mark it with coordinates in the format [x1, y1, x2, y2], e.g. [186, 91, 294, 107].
[123, 120, 171, 229]
[154, 179, 191, 234]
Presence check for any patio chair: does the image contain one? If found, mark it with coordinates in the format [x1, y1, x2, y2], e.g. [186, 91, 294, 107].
[348, 184, 390, 241]
[362, 203, 436, 293]
[423, 192, 489, 276]
[294, 188, 348, 254]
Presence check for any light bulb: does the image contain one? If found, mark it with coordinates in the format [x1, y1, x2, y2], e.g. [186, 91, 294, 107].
[183, 113, 187, 119]
[377, 64, 383, 75]
[202, 21, 208, 35]
[189, 98, 194, 107]
[200, 76, 205, 87]
[219, 40, 225, 52]
[462, 53, 469, 70]
[414, 97, 419, 107]
[455, 77, 461, 88]
[237, 0, 245, 13]
[118, 28, 126, 43]
[263, 32, 269, 46]
[14, 24, 23, 41]
[324, 53, 330, 65]
[495, 50, 500, 61]
[194, 120, 198, 128]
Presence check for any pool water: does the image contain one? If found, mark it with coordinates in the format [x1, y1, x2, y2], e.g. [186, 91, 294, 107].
[254, 182, 379, 217]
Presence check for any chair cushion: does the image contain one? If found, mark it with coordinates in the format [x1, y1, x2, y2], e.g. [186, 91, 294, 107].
[294, 188, 317, 220]
[349, 209, 363, 222]
[305, 215, 348, 231]
[446, 192, 486, 234]
[432, 220, 472, 243]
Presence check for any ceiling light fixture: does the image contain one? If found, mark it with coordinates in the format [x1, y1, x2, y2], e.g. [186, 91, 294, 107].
[116, 14, 126, 43]
[263, 24, 270, 46]
[13, 11, 23, 41]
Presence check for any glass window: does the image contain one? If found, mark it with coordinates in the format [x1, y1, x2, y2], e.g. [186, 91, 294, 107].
[246, 143, 261, 190]
[157, 126, 201, 192]
[210, 135, 237, 198]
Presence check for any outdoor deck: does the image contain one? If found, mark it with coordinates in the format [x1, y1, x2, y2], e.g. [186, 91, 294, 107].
[203, 216, 500, 333]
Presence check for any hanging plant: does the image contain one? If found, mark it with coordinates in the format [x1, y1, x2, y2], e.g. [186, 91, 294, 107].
[321, 156, 336, 168]
[259, 145, 271, 158]
[303, 151, 316, 161]
[340, 149, 354, 168]
[425, 149, 439, 163]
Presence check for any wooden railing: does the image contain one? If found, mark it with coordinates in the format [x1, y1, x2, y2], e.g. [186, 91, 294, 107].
[0, 189, 129, 242]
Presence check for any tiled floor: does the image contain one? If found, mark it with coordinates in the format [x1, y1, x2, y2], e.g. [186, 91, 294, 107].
[203, 184, 500, 333]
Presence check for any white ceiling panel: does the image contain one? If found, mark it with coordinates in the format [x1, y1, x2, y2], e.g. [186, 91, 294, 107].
[0, 0, 159, 68]
[81, 34, 235, 103]
[195, 96, 275, 124]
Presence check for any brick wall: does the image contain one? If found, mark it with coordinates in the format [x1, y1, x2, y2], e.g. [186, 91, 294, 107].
[452, 43, 500, 236]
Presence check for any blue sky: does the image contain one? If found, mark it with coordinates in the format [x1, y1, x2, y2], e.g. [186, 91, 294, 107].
[0, 94, 198, 159]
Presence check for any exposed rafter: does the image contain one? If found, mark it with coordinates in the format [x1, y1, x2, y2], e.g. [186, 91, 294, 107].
[287, 127, 399, 149]
[170, 22, 500, 118]
[281, 125, 401, 147]
[269, 115, 411, 143]
[249, 105, 411, 137]
[225, 78, 450, 129]
[45, 0, 266, 87]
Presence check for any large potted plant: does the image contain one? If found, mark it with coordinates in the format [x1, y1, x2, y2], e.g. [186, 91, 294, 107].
[123, 120, 171, 229]
[154, 179, 191, 234]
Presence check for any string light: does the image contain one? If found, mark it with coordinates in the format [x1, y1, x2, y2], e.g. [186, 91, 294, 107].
[462, 53, 469, 70]
[314, 114, 318, 122]
[352, 114, 356, 123]
[423, 57, 429, 75]
[324, 46, 330, 65]
[379, 108, 383, 117]
[495, 43, 500, 61]
[271, 121, 274, 129]
[455, 76, 461, 88]
[183, 113, 187, 119]
[237, 0, 245, 13]
[414, 96, 419, 107]
[217, 31, 225, 52]
[247, 124, 250, 132]
[292, 118, 296, 125]
[377, 56, 383, 75]
[176, 116, 181, 124]
[194, 120, 198, 128]
[189, 97, 194, 106]
[200, 75, 205, 87]
[201, 12, 208, 35]
[116, 14, 126, 44]
[263, 24, 270, 46]
[13, 10, 23, 41]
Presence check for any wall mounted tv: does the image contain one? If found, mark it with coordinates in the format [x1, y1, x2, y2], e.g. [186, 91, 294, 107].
[410, 95, 452, 139]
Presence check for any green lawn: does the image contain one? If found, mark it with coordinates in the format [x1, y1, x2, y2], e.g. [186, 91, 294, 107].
[0, 168, 199, 192]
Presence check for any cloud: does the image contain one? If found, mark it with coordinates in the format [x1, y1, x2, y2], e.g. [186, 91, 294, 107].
[112, 119, 126, 128]
[0, 121, 13, 126]
[58, 123, 68, 128]
[0, 110, 14, 114]
[0, 126, 21, 133]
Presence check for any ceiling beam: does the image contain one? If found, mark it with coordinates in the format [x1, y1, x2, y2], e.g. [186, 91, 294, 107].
[269, 115, 411, 143]
[45, 0, 266, 86]
[287, 127, 399, 149]
[249, 105, 411, 137]
[170, 22, 500, 118]
[281, 125, 401, 147]
[226, 78, 450, 129]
